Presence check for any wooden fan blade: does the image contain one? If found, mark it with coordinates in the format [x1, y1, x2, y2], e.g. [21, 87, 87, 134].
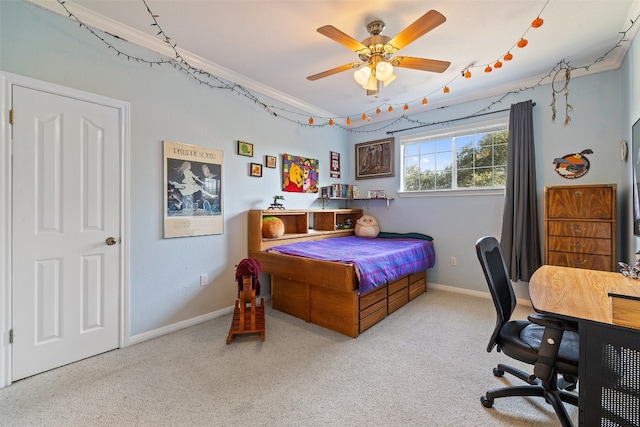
[317, 25, 369, 54]
[391, 56, 450, 73]
[386, 10, 446, 52]
[307, 62, 363, 81]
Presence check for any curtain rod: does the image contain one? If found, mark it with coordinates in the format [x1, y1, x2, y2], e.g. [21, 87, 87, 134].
[386, 102, 536, 135]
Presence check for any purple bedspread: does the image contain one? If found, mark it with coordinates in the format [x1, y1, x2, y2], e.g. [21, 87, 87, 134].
[268, 235, 435, 293]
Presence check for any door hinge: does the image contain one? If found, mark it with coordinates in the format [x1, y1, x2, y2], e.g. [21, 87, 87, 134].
[9, 109, 14, 125]
[9, 329, 13, 344]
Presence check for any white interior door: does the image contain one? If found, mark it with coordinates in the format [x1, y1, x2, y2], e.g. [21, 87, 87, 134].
[11, 85, 121, 380]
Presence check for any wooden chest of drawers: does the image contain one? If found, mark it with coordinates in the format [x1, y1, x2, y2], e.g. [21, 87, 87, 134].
[543, 184, 617, 271]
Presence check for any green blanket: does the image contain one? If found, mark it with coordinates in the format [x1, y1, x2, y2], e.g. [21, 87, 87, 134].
[377, 231, 433, 241]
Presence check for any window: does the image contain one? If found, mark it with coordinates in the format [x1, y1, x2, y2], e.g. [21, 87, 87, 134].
[400, 118, 509, 192]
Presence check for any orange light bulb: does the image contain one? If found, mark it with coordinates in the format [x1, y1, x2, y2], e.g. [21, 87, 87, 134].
[403, 104, 409, 111]
[308, 117, 314, 125]
[484, 65, 492, 73]
[494, 61, 503, 69]
[531, 17, 544, 28]
[388, 105, 394, 112]
[504, 52, 513, 61]
[328, 118, 334, 126]
[376, 107, 381, 114]
[422, 98, 428, 105]
[517, 38, 528, 48]
[346, 117, 351, 125]
[362, 113, 367, 120]
[443, 86, 450, 94]
[464, 70, 472, 79]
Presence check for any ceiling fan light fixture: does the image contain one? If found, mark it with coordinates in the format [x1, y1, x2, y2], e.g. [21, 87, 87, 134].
[375, 61, 394, 81]
[364, 73, 378, 90]
[353, 67, 371, 86]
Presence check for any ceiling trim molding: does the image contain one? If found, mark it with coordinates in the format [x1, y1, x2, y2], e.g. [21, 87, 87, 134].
[27, 0, 335, 118]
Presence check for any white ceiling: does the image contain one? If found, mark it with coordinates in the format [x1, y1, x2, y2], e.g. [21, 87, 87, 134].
[31, 0, 640, 127]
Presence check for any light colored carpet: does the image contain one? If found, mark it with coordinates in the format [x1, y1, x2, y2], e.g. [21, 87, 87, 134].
[0, 288, 578, 426]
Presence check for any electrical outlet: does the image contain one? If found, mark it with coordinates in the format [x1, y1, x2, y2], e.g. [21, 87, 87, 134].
[450, 257, 457, 266]
[200, 273, 208, 287]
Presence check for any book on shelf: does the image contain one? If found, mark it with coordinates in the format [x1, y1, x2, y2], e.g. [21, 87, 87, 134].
[321, 184, 358, 198]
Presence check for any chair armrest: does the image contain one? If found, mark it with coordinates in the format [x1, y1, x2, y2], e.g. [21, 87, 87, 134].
[528, 313, 579, 333]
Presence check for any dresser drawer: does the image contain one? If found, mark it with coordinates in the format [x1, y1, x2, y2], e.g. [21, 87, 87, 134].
[547, 221, 611, 238]
[547, 236, 612, 255]
[546, 186, 614, 219]
[547, 251, 612, 271]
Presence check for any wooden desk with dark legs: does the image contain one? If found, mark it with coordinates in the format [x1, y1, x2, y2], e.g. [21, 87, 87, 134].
[529, 265, 640, 426]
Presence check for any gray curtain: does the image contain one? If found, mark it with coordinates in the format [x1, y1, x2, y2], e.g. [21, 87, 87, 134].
[500, 100, 542, 282]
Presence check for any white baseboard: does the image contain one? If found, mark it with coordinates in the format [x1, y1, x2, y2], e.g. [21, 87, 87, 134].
[128, 285, 531, 347]
[428, 282, 533, 308]
[128, 295, 272, 346]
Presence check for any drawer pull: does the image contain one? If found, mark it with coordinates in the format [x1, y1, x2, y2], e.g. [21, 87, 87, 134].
[570, 259, 588, 265]
[573, 226, 586, 233]
[570, 242, 586, 249]
[575, 191, 582, 197]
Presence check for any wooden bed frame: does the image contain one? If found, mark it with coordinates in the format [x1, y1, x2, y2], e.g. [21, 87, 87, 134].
[248, 209, 428, 338]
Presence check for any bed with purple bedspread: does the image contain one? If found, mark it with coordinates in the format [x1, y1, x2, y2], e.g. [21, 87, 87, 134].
[267, 235, 436, 294]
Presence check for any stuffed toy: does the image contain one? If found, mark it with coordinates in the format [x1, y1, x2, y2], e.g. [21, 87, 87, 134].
[262, 216, 285, 238]
[355, 214, 380, 238]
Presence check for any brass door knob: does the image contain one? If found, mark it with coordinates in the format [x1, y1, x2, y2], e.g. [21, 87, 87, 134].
[105, 237, 117, 246]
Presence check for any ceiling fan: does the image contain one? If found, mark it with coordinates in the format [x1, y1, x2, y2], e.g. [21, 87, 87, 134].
[307, 10, 451, 96]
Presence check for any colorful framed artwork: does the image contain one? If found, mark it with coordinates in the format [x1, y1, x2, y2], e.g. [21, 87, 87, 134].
[250, 162, 262, 177]
[265, 155, 277, 168]
[163, 140, 223, 238]
[330, 151, 340, 178]
[282, 153, 319, 193]
[355, 137, 394, 179]
[237, 140, 254, 157]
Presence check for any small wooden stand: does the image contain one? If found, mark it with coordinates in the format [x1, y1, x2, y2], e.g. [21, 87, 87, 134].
[226, 276, 265, 344]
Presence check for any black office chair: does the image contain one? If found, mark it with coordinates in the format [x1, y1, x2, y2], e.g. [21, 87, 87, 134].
[475, 236, 579, 427]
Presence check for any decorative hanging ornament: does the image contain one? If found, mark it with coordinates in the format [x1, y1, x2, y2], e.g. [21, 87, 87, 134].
[403, 104, 409, 111]
[308, 117, 314, 125]
[494, 60, 503, 69]
[464, 70, 472, 79]
[504, 52, 513, 61]
[362, 113, 367, 120]
[443, 86, 450, 94]
[422, 98, 428, 105]
[376, 107, 381, 114]
[484, 66, 492, 73]
[388, 105, 394, 112]
[328, 118, 334, 126]
[517, 38, 528, 48]
[346, 117, 351, 125]
[531, 17, 544, 28]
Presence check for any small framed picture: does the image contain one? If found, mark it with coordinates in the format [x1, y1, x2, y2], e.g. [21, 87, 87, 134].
[265, 155, 277, 168]
[238, 140, 254, 157]
[250, 162, 262, 177]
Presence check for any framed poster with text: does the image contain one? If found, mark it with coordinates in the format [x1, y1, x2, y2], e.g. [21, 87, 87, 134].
[164, 140, 223, 238]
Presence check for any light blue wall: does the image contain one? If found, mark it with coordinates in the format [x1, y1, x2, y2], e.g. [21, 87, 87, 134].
[0, 1, 348, 337]
[350, 68, 631, 299]
[1, 0, 637, 335]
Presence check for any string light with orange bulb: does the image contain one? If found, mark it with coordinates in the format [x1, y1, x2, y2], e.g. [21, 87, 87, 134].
[422, 98, 428, 105]
[346, 117, 351, 125]
[308, 117, 314, 125]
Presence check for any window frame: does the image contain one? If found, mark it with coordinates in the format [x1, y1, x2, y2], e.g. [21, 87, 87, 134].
[399, 116, 509, 197]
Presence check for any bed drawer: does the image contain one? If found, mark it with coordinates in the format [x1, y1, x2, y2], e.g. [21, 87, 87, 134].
[388, 287, 409, 313]
[409, 278, 426, 300]
[409, 270, 426, 284]
[360, 298, 386, 319]
[388, 276, 409, 295]
[360, 286, 387, 309]
[360, 301, 387, 333]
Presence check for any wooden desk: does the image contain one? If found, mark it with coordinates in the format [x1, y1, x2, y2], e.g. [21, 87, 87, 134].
[530, 265, 640, 325]
[530, 265, 640, 426]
